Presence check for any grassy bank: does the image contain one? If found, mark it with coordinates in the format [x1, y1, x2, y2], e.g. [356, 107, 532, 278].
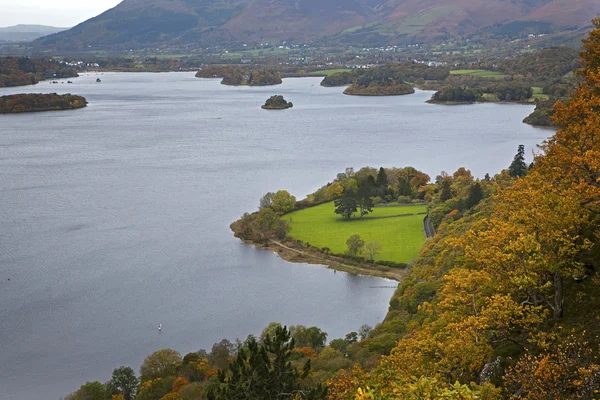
[283, 202, 427, 263]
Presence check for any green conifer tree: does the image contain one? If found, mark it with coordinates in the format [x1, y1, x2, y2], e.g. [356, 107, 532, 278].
[334, 189, 358, 219]
[207, 326, 327, 400]
[509, 145, 528, 178]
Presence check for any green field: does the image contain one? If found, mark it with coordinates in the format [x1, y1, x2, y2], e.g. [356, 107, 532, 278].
[529, 86, 550, 101]
[284, 203, 427, 263]
[310, 69, 351, 76]
[450, 69, 505, 78]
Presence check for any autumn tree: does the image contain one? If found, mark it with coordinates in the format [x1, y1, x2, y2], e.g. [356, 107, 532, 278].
[504, 333, 600, 399]
[140, 349, 182, 381]
[271, 190, 296, 214]
[326, 181, 343, 200]
[66, 381, 108, 400]
[136, 378, 170, 400]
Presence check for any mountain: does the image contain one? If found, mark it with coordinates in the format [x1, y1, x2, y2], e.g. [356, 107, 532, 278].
[34, 0, 600, 50]
[0, 25, 68, 42]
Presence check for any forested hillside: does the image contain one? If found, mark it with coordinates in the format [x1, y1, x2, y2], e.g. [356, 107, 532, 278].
[0, 57, 78, 87]
[64, 18, 600, 400]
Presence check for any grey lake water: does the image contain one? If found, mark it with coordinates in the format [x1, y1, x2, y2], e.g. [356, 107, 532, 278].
[0, 72, 550, 399]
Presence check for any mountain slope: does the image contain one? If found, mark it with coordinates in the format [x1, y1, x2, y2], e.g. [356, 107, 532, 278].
[34, 0, 600, 50]
[0, 25, 67, 42]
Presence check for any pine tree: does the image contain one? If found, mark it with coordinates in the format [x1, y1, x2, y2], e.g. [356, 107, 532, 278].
[334, 188, 358, 219]
[376, 167, 389, 196]
[440, 179, 453, 202]
[357, 178, 375, 218]
[207, 326, 327, 400]
[398, 177, 412, 197]
[466, 182, 484, 209]
[509, 145, 528, 178]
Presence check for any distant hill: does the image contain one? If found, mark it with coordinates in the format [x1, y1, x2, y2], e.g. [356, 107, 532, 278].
[33, 0, 600, 50]
[0, 25, 68, 42]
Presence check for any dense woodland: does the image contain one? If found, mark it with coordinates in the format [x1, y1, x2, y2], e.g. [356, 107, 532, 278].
[431, 83, 533, 103]
[322, 63, 450, 95]
[0, 93, 87, 113]
[195, 65, 282, 86]
[496, 46, 580, 78]
[0, 57, 78, 87]
[65, 19, 600, 400]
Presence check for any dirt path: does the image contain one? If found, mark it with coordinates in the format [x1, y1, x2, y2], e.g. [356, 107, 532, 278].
[269, 239, 407, 282]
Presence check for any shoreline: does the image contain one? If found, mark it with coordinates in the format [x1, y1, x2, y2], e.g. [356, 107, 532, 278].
[235, 234, 408, 282]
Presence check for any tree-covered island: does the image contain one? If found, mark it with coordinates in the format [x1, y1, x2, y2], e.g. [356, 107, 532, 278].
[261, 95, 293, 110]
[0, 93, 88, 113]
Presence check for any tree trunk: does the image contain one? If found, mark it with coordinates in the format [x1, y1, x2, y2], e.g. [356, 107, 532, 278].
[553, 272, 564, 320]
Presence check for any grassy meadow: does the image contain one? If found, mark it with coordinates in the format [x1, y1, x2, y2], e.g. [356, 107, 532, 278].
[310, 69, 352, 76]
[450, 69, 505, 78]
[284, 202, 427, 263]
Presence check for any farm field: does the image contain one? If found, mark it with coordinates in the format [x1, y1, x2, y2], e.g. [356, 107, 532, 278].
[310, 69, 352, 76]
[450, 69, 505, 78]
[284, 202, 427, 263]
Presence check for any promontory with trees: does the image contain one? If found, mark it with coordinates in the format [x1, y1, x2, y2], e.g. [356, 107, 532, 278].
[63, 18, 600, 400]
[0, 93, 87, 113]
[0, 56, 79, 88]
[195, 65, 282, 86]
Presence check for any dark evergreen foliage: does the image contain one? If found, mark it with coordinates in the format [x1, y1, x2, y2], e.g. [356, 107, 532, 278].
[334, 189, 358, 219]
[439, 179, 453, 202]
[466, 182, 484, 209]
[509, 145, 528, 178]
[207, 326, 327, 400]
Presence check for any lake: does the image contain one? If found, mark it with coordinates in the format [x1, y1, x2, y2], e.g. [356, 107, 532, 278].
[0, 73, 550, 399]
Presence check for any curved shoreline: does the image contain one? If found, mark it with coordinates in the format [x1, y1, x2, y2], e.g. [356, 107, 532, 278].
[237, 236, 408, 282]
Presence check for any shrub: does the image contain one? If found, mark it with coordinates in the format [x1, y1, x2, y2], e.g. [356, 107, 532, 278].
[397, 195, 412, 204]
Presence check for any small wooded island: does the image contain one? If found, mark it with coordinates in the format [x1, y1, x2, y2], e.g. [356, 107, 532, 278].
[196, 65, 282, 86]
[261, 95, 293, 110]
[344, 82, 415, 96]
[0, 93, 88, 113]
[341, 64, 417, 96]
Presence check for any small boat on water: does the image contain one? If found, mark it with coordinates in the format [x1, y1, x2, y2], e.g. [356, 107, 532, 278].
[158, 323, 162, 331]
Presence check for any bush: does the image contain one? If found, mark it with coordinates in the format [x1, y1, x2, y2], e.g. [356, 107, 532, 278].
[397, 196, 412, 204]
[375, 260, 408, 269]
